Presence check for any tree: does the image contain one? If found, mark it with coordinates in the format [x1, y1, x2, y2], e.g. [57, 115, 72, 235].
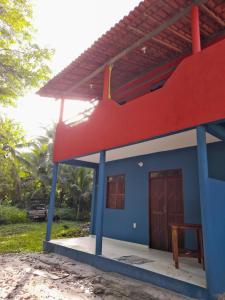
[22, 125, 55, 202]
[0, 0, 53, 106]
[58, 166, 93, 220]
[25, 125, 94, 219]
[0, 116, 30, 204]
[0, 121, 94, 220]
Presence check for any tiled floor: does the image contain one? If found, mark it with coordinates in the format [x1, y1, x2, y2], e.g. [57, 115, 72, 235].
[51, 235, 206, 288]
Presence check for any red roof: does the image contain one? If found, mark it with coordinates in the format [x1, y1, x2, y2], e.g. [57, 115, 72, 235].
[38, 0, 225, 101]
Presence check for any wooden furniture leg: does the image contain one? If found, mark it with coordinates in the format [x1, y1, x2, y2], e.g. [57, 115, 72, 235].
[172, 226, 179, 268]
[196, 228, 202, 263]
[198, 228, 205, 270]
[170, 223, 204, 270]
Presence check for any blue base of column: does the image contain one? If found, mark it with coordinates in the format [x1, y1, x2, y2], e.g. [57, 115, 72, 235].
[90, 168, 98, 235]
[46, 163, 59, 241]
[95, 151, 106, 255]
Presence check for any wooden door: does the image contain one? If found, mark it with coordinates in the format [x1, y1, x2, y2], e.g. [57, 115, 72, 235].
[149, 169, 183, 251]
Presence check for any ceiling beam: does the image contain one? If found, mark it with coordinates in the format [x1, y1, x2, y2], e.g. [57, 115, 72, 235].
[63, 0, 207, 97]
[201, 4, 225, 27]
[205, 124, 225, 141]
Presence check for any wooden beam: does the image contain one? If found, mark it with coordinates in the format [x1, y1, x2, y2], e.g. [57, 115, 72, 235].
[58, 98, 64, 123]
[152, 37, 182, 52]
[129, 26, 182, 52]
[142, 11, 192, 44]
[62, 0, 207, 97]
[102, 65, 112, 100]
[201, 4, 225, 27]
[167, 27, 192, 43]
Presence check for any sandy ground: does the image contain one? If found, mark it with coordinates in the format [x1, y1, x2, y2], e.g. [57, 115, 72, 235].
[0, 253, 193, 300]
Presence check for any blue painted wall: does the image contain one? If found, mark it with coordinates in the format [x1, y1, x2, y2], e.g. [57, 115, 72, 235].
[92, 141, 225, 249]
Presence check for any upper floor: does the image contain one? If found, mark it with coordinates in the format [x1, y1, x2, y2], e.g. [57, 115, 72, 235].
[37, 0, 225, 162]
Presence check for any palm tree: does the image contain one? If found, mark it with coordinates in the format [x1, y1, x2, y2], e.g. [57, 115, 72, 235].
[25, 127, 54, 201]
[58, 165, 93, 220]
[71, 168, 93, 220]
[24, 124, 93, 219]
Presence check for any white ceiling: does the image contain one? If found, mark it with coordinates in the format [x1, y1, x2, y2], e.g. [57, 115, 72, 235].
[76, 129, 219, 163]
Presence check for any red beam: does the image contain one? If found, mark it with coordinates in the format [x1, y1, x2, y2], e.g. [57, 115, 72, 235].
[112, 56, 186, 100]
[191, 5, 201, 54]
[116, 69, 174, 104]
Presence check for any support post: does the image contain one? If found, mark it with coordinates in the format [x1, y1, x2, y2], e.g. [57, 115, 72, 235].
[196, 126, 208, 182]
[197, 126, 225, 296]
[58, 98, 65, 123]
[95, 151, 106, 255]
[46, 163, 59, 241]
[196, 126, 211, 292]
[102, 65, 112, 101]
[191, 5, 201, 54]
[90, 167, 99, 234]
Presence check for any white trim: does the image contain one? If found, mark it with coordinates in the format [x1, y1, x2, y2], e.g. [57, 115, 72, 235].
[77, 129, 219, 163]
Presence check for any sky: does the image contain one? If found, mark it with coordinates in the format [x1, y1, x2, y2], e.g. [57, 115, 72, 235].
[4, 0, 142, 139]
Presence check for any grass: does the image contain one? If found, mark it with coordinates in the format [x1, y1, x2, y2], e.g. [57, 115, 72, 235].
[0, 221, 88, 253]
[0, 206, 27, 225]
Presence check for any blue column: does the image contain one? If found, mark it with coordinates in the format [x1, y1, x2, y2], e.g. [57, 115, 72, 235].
[197, 126, 225, 297]
[46, 163, 59, 241]
[90, 168, 99, 234]
[196, 126, 212, 293]
[95, 151, 106, 255]
[196, 126, 208, 183]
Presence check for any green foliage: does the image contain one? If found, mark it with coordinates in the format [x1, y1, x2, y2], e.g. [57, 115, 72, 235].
[0, 205, 27, 224]
[0, 221, 88, 253]
[55, 208, 76, 221]
[0, 0, 53, 106]
[0, 122, 93, 221]
[0, 116, 30, 204]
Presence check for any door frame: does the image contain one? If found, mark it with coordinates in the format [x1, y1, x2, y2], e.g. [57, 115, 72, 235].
[148, 168, 183, 250]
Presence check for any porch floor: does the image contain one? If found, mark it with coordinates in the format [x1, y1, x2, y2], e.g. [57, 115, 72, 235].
[51, 235, 206, 288]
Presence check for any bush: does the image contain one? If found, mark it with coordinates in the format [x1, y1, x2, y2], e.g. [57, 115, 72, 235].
[55, 223, 89, 238]
[0, 206, 28, 225]
[78, 211, 90, 221]
[55, 208, 76, 221]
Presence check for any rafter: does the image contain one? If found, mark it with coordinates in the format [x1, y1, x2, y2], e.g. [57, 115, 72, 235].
[201, 4, 225, 27]
[62, 0, 207, 97]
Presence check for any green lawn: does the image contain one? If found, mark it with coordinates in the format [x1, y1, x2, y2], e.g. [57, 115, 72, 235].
[0, 221, 88, 253]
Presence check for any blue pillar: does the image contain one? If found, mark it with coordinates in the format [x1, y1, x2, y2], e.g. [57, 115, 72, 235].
[196, 126, 209, 184]
[196, 126, 212, 295]
[90, 167, 99, 234]
[197, 126, 225, 297]
[95, 151, 106, 255]
[46, 163, 59, 241]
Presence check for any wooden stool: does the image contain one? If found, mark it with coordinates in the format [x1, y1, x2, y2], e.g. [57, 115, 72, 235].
[170, 223, 204, 269]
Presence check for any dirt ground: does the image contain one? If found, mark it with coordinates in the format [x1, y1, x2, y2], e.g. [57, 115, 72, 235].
[0, 253, 192, 300]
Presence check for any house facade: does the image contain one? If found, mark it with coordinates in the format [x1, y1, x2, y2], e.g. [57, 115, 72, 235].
[38, 1, 225, 299]
[94, 141, 225, 250]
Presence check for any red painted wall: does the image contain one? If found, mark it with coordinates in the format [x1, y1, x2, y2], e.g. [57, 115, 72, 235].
[53, 39, 225, 162]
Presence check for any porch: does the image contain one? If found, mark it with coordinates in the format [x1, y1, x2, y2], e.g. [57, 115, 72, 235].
[47, 235, 206, 287]
[45, 125, 225, 299]
[44, 235, 207, 298]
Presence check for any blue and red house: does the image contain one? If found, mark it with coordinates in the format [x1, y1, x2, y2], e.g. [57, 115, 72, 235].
[38, 1, 225, 299]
